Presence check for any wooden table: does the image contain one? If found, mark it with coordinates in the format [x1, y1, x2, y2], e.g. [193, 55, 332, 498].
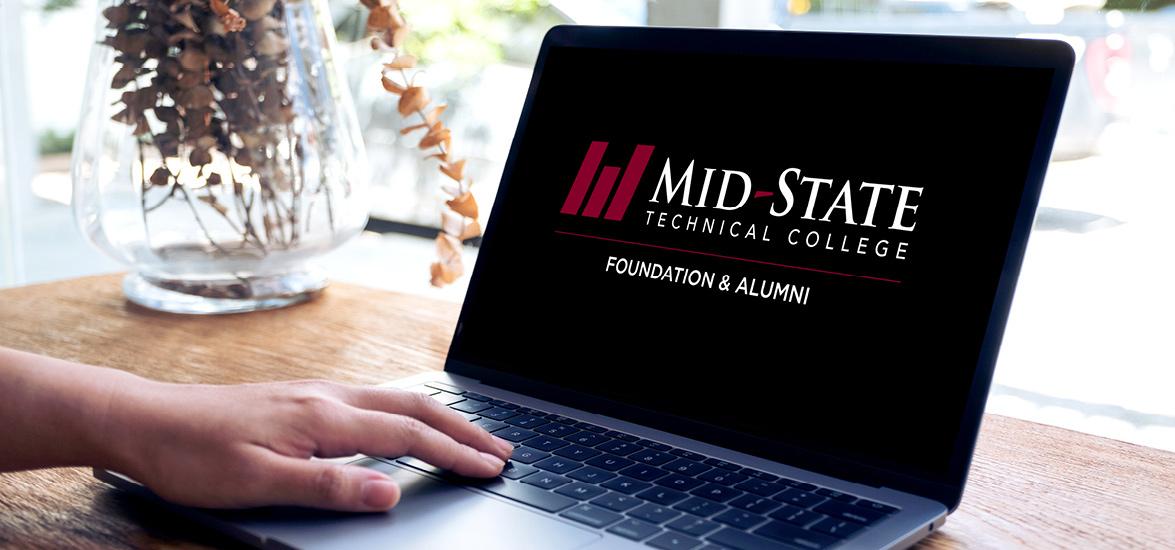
[1, 274, 1172, 549]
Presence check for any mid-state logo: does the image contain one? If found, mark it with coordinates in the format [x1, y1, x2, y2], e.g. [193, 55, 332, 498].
[560, 141, 655, 221]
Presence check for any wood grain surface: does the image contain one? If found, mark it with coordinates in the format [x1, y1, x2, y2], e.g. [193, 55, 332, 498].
[0, 274, 1172, 549]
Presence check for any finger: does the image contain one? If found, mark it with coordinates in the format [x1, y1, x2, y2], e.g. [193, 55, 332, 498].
[347, 387, 515, 459]
[261, 457, 402, 512]
[344, 411, 506, 478]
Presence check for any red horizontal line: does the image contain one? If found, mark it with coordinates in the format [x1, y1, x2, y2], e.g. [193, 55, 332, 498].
[554, 230, 902, 284]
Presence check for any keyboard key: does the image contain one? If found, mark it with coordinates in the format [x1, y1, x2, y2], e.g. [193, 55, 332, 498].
[672, 496, 728, 517]
[753, 520, 838, 549]
[566, 431, 610, 447]
[454, 410, 481, 421]
[450, 399, 492, 414]
[637, 439, 673, 451]
[554, 444, 602, 461]
[855, 499, 899, 515]
[655, 474, 705, 492]
[691, 483, 743, 503]
[730, 494, 782, 515]
[619, 464, 669, 481]
[740, 468, 780, 482]
[425, 381, 463, 394]
[813, 500, 885, 525]
[768, 505, 826, 527]
[480, 407, 520, 421]
[505, 414, 549, 429]
[560, 504, 623, 528]
[814, 488, 856, 503]
[698, 469, 748, 486]
[734, 480, 786, 497]
[525, 436, 569, 452]
[521, 473, 572, 490]
[430, 393, 464, 406]
[596, 440, 641, 456]
[707, 527, 793, 550]
[606, 517, 662, 541]
[548, 414, 578, 425]
[774, 488, 826, 508]
[496, 427, 539, 443]
[794, 482, 818, 492]
[534, 457, 582, 475]
[556, 482, 608, 501]
[647, 531, 703, 549]
[568, 466, 616, 484]
[602, 476, 652, 495]
[488, 399, 517, 409]
[472, 418, 509, 433]
[666, 515, 722, 537]
[536, 423, 578, 438]
[636, 486, 688, 506]
[511, 446, 550, 464]
[587, 454, 635, 471]
[461, 391, 491, 402]
[628, 503, 681, 524]
[515, 406, 545, 416]
[500, 462, 538, 480]
[605, 430, 640, 442]
[473, 477, 576, 513]
[669, 449, 708, 462]
[663, 458, 711, 477]
[810, 517, 863, 539]
[631, 448, 675, 466]
[575, 422, 607, 433]
[713, 509, 767, 530]
[703, 458, 741, 471]
[591, 492, 644, 512]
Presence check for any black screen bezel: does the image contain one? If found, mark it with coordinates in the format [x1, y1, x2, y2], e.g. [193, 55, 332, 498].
[443, 25, 1073, 511]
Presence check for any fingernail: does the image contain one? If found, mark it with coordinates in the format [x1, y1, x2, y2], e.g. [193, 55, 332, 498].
[360, 479, 399, 509]
[480, 451, 505, 471]
[493, 435, 514, 454]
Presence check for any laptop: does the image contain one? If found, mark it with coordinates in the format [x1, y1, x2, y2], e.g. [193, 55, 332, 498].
[97, 26, 1073, 550]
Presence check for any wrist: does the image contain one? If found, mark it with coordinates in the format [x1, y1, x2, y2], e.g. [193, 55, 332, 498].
[81, 369, 160, 476]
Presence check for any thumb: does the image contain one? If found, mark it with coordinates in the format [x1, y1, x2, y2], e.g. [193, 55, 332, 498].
[263, 457, 402, 512]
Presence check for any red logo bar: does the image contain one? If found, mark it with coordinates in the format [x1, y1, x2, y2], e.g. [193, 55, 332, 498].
[604, 144, 655, 221]
[560, 142, 656, 221]
[560, 141, 609, 215]
[582, 166, 621, 218]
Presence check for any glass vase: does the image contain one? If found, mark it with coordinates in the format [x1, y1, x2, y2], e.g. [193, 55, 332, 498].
[72, 0, 368, 314]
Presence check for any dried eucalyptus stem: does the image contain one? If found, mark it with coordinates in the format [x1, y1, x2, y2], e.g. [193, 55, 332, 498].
[105, 0, 475, 287]
[362, 0, 482, 287]
[103, 0, 332, 261]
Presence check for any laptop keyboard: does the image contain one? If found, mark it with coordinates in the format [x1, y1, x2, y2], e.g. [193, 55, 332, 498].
[395, 382, 900, 550]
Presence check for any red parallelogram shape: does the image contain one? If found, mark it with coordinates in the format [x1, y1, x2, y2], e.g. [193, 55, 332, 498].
[560, 141, 609, 215]
[604, 145, 655, 221]
[582, 166, 621, 218]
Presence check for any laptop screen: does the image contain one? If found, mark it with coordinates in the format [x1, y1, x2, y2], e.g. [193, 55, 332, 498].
[448, 42, 1054, 484]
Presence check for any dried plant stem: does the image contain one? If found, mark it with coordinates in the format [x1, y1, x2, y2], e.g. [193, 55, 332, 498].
[137, 137, 154, 251]
[363, 2, 483, 286]
[175, 181, 231, 256]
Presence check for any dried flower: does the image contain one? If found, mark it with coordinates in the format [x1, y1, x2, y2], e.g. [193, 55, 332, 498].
[363, 1, 482, 286]
[105, 0, 479, 287]
[103, 0, 345, 260]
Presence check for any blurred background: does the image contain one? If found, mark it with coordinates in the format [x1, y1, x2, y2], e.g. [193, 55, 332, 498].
[1, 0, 1173, 453]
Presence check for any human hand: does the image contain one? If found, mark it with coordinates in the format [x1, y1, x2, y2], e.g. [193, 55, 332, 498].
[101, 378, 514, 512]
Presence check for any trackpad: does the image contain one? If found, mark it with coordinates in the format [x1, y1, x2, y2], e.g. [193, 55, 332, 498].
[232, 459, 600, 550]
